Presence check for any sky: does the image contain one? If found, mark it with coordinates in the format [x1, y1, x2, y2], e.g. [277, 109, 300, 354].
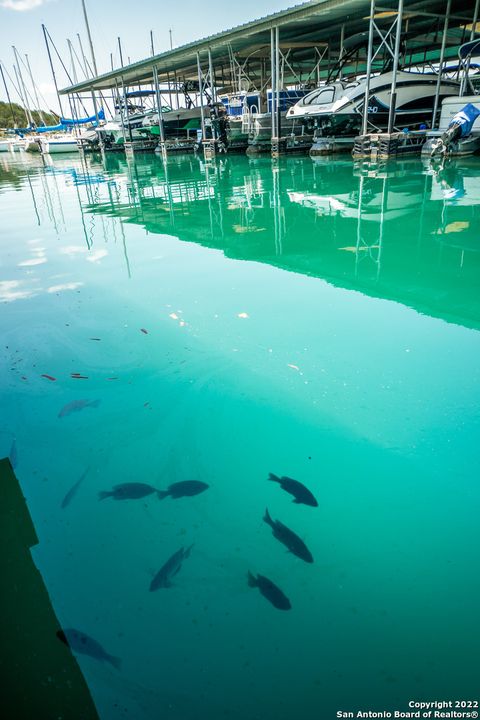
[0, 0, 299, 116]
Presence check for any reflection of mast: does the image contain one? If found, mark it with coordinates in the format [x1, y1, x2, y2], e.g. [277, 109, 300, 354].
[73, 178, 91, 250]
[355, 172, 385, 281]
[163, 159, 175, 231]
[119, 219, 131, 279]
[272, 163, 284, 255]
[25, 169, 41, 226]
[39, 172, 59, 234]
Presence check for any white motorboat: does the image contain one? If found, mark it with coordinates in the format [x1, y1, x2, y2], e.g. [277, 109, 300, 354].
[287, 71, 460, 142]
[40, 135, 80, 154]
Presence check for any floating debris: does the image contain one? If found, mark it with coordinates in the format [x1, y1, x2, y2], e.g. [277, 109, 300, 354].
[247, 571, 291, 610]
[237, 312, 249, 319]
[150, 545, 193, 590]
[268, 473, 318, 507]
[71, 373, 89, 380]
[99, 482, 158, 501]
[158, 480, 209, 500]
[435, 221, 469, 234]
[41, 374, 57, 381]
[58, 399, 101, 418]
[57, 628, 121, 669]
[338, 245, 379, 253]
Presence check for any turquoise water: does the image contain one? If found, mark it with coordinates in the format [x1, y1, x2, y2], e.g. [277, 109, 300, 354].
[1, 150, 480, 719]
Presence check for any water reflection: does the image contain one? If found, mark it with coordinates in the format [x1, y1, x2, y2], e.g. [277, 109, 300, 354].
[1, 153, 480, 328]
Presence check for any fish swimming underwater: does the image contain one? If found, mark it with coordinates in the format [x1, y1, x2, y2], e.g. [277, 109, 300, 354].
[157, 480, 209, 500]
[61, 467, 90, 509]
[57, 628, 121, 669]
[268, 473, 318, 507]
[58, 399, 101, 419]
[150, 545, 194, 590]
[263, 508, 313, 563]
[99, 483, 157, 501]
[247, 571, 291, 610]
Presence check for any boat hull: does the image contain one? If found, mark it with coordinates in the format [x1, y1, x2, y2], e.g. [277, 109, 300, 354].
[41, 139, 79, 154]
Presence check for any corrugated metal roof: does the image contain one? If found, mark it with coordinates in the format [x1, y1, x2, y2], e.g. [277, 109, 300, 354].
[60, 0, 475, 94]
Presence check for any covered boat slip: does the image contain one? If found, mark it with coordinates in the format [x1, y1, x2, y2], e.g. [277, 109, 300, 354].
[59, 0, 479, 155]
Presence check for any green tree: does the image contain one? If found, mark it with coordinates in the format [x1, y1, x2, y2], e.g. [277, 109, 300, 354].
[0, 101, 58, 131]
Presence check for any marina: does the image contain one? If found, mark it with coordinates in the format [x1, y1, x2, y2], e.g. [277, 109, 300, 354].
[50, 0, 480, 160]
[1, 1, 480, 719]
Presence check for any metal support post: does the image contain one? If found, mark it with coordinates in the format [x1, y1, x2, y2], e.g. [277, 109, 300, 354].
[196, 52, 206, 141]
[387, 0, 404, 133]
[153, 65, 166, 158]
[208, 48, 216, 103]
[362, 0, 375, 136]
[460, 0, 479, 95]
[91, 88, 104, 151]
[270, 28, 276, 143]
[275, 26, 281, 140]
[432, 0, 452, 128]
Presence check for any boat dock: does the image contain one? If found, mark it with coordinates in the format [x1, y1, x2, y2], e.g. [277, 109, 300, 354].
[58, 0, 480, 160]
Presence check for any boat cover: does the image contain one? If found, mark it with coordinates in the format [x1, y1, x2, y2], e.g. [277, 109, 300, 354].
[458, 39, 480, 60]
[448, 103, 480, 137]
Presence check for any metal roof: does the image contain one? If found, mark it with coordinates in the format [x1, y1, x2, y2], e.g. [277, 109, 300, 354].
[60, 0, 477, 94]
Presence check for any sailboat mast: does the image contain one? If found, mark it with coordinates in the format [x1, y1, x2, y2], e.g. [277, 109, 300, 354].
[81, 0, 98, 76]
[42, 24, 64, 118]
[12, 46, 34, 126]
[0, 62, 17, 128]
[77, 34, 90, 78]
[67, 40, 78, 84]
[25, 54, 46, 125]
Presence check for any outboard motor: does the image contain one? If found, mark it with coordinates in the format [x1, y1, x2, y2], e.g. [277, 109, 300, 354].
[431, 102, 480, 156]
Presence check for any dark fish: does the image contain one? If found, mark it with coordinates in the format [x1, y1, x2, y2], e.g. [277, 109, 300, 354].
[150, 545, 193, 590]
[99, 482, 157, 501]
[247, 571, 291, 610]
[140, 328, 148, 334]
[263, 508, 313, 563]
[9, 437, 18, 469]
[158, 480, 209, 500]
[57, 628, 121, 670]
[61, 467, 90, 509]
[268, 472, 318, 507]
[58, 399, 101, 418]
[41, 374, 56, 381]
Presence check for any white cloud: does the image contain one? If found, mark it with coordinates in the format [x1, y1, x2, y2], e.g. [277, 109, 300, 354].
[1, 0, 45, 11]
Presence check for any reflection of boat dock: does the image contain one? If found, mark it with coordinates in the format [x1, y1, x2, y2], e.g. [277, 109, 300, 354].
[66, 152, 480, 331]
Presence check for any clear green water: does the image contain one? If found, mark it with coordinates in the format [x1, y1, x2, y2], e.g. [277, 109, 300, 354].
[1, 151, 480, 719]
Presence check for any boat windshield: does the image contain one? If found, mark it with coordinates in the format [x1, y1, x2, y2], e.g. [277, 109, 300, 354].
[301, 86, 336, 106]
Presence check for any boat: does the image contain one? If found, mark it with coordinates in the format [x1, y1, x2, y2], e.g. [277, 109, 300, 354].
[142, 106, 205, 139]
[286, 71, 460, 154]
[40, 135, 80, 154]
[245, 89, 310, 153]
[422, 97, 480, 157]
[0, 139, 12, 152]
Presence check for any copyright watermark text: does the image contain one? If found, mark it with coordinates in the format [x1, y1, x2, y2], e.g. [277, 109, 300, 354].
[336, 700, 479, 719]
